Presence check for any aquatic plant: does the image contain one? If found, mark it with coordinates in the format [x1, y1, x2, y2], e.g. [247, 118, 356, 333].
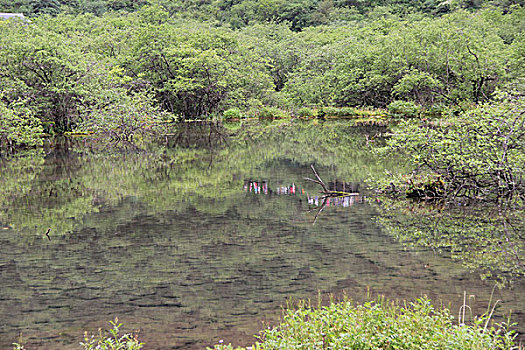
[373, 198, 525, 285]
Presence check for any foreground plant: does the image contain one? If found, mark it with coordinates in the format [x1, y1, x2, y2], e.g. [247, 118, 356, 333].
[13, 319, 143, 350]
[80, 319, 143, 350]
[209, 296, 519, 350]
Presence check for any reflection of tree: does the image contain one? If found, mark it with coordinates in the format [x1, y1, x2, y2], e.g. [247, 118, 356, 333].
[0, 123, 523, 347]
[0, 122, 393, 239]
[374, 199, 525, 285]
[0, 150, 45, 207]
[0, 150, 45, 230]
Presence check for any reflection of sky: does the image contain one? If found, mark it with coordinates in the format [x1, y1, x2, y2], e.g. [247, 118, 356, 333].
[243, 180, 365, 207]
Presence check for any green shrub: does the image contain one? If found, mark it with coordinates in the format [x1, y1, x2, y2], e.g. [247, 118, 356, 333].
[387, 100, 421, 118]
[258, 107, 285, 121]
[80, 319, 143, 350]
[336, 106, 357, 117]
[297, 107, 315, 117]
[383, 93, 525, 200]
[321, 106, 339, 117]
[76, 92, 167, 144]
[357, 108, 385, 117]
[421, 104, 448, 118]
[318, 107, 359, 118]
[0, 100, 43, 151]
[209, 296, 519, 350]
[223, 108, 243, 120]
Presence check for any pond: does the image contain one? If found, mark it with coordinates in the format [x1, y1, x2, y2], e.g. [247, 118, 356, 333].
[0, 121, 523, 349]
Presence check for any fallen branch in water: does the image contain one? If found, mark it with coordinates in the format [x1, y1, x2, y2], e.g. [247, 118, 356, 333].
[304, 165, 360, 198]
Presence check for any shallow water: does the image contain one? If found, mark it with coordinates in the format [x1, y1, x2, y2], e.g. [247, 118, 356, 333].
[1, 122, 523, 349]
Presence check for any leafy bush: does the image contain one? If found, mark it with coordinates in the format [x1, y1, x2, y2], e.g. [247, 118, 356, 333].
[321, 107, 339, 117]
[297, 107, 315, 117]
[384, 93, 525, 200]
[0, 19, 108, 134]
[258, 107, 285, 121]
[320, 107, 358, 118]
[421, 104, 449, 118]
[223, 108, 243, 120]
[0, 100, 43, 151]
[387, 100, 421, 118]
[209, 296, 518, 350]
[336, 107, 358, 117]
[76, 92, 168, 144]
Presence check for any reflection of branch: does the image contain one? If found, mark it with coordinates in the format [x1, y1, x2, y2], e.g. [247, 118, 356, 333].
[502, 218, 523, 270]
[311, 197, 328, 225]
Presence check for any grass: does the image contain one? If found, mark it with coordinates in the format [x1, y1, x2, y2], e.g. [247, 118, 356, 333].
[208, 295, 521, 350]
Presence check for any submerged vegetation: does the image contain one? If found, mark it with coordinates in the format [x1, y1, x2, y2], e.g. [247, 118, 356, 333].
[374, 198, 525, 285]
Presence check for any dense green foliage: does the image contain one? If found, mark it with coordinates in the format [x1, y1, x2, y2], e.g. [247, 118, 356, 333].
[0, 99, 42, 150]
[2, 0, 523, 26]
[0, 2, 523, 145]
[210, 296, 519, 350]
[382, 93, 525, 200]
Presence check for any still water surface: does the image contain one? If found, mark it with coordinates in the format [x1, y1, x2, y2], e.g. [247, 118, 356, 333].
[1, 122, 523, 349]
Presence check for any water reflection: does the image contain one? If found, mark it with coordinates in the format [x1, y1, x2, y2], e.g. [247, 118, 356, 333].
[375, 199, 525, 285]
[0, 122, 523, 349]
[308, 195, 365, 208]
[243, 180, 270, 195]
[243, 180, 366, 208]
